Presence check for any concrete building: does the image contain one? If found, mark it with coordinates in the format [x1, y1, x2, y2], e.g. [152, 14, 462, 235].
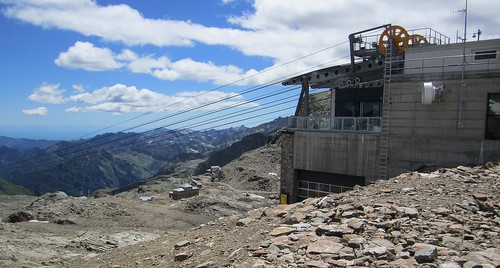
[169, 182, 200, 200]
[280, 25, 500, 203]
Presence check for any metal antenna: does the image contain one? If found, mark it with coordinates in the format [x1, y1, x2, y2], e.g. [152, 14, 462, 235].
[458, 0, 468, 128]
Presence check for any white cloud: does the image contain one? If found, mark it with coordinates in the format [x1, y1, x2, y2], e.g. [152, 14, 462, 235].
[55, 42, 263, 85]
[2, 0, 195, 46]
[22, 106, 48, 116]
[66, 84, 258, 114]
[27, 83, 66, 104]
[5, 0, 500, 85]
[220, 0, 235, 4]
[127, 55, 170, 74]
[72, 84, 85, 92]
[55, 41, 123, 71]
[151, 58, 247, 85]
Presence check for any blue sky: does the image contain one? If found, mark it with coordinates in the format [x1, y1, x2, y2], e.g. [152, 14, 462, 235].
[1, 0, 499, 140]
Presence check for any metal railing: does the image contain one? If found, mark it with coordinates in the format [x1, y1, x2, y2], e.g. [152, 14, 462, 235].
[297, 180, 353, 199]
[396, 51, 500, 75]
[287, 116, 381, 133]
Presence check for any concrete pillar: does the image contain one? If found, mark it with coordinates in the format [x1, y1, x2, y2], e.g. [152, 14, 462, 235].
[280, 131, 296, 203]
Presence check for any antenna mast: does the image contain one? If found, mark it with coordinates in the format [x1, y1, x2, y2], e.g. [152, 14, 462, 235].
[458, 0, 468, 128]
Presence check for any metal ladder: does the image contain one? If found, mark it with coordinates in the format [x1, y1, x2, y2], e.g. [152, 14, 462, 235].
[378, 32, 393, 181]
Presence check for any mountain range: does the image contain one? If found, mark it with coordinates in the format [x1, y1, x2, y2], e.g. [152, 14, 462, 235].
[0, 118, 286, 196]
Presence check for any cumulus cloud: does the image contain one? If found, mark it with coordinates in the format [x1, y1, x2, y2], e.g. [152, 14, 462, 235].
[27, 83, 66, 104]
[55, 41, 123, 71]
[66, 84, 258, 114]
[72, 84, 85, 92]
[5, 0, 500, 85]
[22, 107, 48, 116]
[1, 0, 196, 46]
[55, 42, 262, 85]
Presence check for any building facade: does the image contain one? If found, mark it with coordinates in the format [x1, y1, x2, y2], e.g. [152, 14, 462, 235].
[280, 25, 500, 203]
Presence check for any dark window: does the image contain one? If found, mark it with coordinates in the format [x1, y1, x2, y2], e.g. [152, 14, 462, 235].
[474, 50, 497, 61]
[336, 102, 359, 116]
[486, 93, 500, 140]
[362, 102, 381, 117]
[335, 87, 382, 117]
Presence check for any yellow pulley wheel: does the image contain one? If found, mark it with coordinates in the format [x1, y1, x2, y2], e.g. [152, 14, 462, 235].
[378, 25, 409, 56]
[409, 34, 428, 46]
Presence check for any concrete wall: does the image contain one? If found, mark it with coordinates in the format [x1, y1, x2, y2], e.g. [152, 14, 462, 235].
[404, 39, 500, 75]
[280, 131, 296, 202]
[292, 131, 380, 180]
[387, 72, 500, 177]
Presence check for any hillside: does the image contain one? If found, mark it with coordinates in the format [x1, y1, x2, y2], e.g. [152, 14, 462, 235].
[0, 118, 286, 196]
[0, 136, 57, 151]
[0, 163, 498, 267]
[0, 178, 33, 195]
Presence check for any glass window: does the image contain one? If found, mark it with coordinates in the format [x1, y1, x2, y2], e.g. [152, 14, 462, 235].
[362, 102, 381, 117]
[474, 50, 497, 61]
[486, 93, 500, 140]
[336, 102, 358, 117]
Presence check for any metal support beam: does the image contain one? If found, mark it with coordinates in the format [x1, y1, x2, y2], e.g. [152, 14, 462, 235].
[294, 78, 310, 116]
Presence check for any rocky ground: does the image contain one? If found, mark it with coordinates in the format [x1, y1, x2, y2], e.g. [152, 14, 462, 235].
[1, 161, 499, 267]
[214, 144, 281, 193]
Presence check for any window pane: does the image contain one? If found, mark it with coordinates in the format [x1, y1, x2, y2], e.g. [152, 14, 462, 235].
[474, 50, 497, 60]
[488, 94, 500, 116]
[336, 102, 357, 116]
[486, 116, 500, 140]
[298, 189, 308, 197]
[308, 183, 318, 190]
[486, 94, 500, 140]
[362, 102, 381, 117]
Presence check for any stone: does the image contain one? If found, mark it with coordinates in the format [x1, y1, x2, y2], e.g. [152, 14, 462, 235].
[379, 188, 393, 193]
[439, 262, 462, 268]
[465, 249, 500, 266]
[448, 224, 463, 234]
[414, 245, 437, 263]
[5, 211, 34, 223]
[292, 223, 312, 232]
[345, 218, 365, 231]
[330, 259, 349, 267]
[265, 204, 293, 218]
[54, 218, 75, 225]
[315, 224, 354, 237]
[270, 235, 291, 249]
[472, 193, 488, 201]
[286, 211, 306, 224]
[396, 251, 411, 259]
[270, 226, 296, 236]
[316, 196, 335, 208]
[347, 237, 366, 249]
[306, 260, 331, 268]
[341, 211, 362, 218]
[228, 248, 245, 260]
[237, 217, 255, 226]
[389, 257, 418, 267]
[306, 237, 343, 254]
[399, 207, 419, 218]
[174, 240, 190, 249]
[252, 249, 268, 257]
[174, 252, 191, 262]
[252, 259, 268, 268]
[368, 238, 395, 250]
[195, 261, 215, 268]
[363, 246, 389, 259]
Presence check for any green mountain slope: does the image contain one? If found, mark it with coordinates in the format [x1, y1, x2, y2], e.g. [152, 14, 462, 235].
[0, 178, 33, 195]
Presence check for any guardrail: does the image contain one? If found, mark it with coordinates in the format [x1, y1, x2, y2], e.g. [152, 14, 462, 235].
[287, 116, 381, 133]
[396, 51, 500, 75]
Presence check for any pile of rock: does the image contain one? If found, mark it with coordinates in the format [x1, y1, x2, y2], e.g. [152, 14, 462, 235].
[175, 164, 499, 267]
